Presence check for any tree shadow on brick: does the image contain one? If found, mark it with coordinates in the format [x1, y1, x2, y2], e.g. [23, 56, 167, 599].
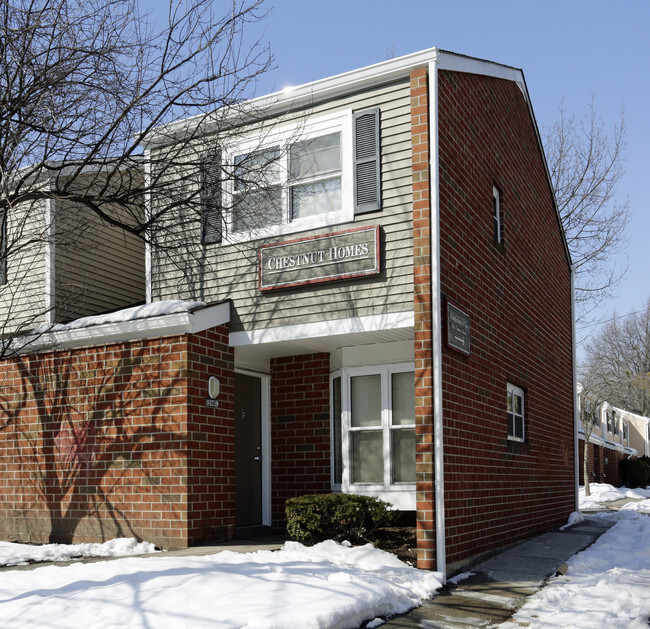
[0, 347, 187, 545]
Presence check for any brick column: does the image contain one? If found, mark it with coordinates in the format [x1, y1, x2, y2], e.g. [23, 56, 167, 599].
[411, 67, 436, 569]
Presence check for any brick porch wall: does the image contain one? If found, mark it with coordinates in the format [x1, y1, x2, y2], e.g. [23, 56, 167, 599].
[0, 325, 235, 550]
[270, 353, 331, 528]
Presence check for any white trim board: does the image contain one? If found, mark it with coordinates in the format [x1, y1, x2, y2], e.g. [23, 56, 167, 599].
[229, 311, 414, 348]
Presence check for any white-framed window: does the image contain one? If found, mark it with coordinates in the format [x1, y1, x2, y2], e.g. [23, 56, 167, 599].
[225, 111, 353, 241]
[331, 363, 415, 509]
[507, 382, 525, 441]
[493, 185, 502, 244]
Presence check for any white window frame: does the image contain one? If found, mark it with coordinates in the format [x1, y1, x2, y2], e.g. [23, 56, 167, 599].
[331, 363, 416, 510]
[493, 185, 502, 244]
[223, 110, 353, 243]
[507, 382, 525, 442]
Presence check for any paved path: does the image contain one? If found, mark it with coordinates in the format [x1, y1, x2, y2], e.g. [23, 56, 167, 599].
[379, 517, 614, 628]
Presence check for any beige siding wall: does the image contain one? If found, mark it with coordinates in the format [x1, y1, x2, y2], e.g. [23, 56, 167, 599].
[54, 171, 146, 322]
[151, 79, 414, 332]
[0, 198, 49, 334]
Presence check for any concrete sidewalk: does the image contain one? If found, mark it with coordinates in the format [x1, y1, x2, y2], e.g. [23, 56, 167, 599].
[379, 516, 614, 628]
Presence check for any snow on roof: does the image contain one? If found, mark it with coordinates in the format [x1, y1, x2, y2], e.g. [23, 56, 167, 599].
[43, 300, 206, 333]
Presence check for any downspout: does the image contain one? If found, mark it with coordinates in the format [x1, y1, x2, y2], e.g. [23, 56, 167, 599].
[428, 57, 446, 575]
[571, 264, 579, 511]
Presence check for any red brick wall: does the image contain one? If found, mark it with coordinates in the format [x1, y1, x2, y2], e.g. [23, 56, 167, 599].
[0, 325, 234, 550]
[410, 67, 437, 570]
[186, 326, 236, 542]
[270, 353, 331, 527]
[436, 70, 575, 566]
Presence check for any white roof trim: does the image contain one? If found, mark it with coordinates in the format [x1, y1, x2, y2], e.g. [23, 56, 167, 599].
[19, 302, 230, 353]
[229, 311, 414, 347]
[145, 48, 525, 147]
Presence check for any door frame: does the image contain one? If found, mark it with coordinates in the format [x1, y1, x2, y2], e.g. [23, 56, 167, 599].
[235, 369, 272, 527]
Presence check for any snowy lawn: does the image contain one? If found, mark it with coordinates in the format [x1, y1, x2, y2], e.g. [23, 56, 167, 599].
[500, 511, 650, 628]
[0, 539, 443, 629]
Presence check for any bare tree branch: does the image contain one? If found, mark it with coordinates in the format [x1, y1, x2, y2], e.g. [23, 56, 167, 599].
[544, 98, 630, 328]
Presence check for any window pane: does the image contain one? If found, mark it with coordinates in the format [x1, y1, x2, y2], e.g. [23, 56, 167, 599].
[234, 147, 282, 190]
[351, 431, 383, 483]
[332, 377, 342, 486]
[391, 371, 414, 426]
[233, 147, 283, 231]
[290, 133, 340, 180]
[508, 413, 514, 437]
[392, 428, 415, 483]
[351, 374, 381, 427]
[291, 177, 341, 219]
[514, 416, 524, 440]
[514, 394, 522, 416]
[233, 188, 283, 231]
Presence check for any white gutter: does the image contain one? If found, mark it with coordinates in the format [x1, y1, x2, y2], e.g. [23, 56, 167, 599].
[429, 57, 446, 576]
[571, 265, 579, 511]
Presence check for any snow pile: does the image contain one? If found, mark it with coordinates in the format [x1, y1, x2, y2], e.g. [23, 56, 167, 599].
[619, 499, 650, 513]
[503, 511, 650, 628]
[0, 538, 157, 567]
[623, 486, 650, 499]
[0, 539, 443, 629]
[579, 483, 629, 509]
[559, 510, 585, 530]
[35, 300, 206, 334]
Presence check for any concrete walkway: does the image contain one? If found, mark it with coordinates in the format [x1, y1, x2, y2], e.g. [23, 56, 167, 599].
[379, 517, 614, 628]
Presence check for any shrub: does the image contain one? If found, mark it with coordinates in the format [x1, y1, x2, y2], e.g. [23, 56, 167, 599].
[619, 456, 650, 488]
[285, 493, 397, 544]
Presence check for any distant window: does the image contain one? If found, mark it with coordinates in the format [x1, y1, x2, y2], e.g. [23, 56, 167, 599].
[507, 382, 524, 441]
[493, 186, 502, 244]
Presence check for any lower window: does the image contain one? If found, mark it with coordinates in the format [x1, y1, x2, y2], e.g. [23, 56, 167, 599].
[331, 364, 415, 507]
[507, 382, 525, 441]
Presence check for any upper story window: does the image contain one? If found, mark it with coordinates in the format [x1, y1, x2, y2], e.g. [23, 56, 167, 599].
[493, 185, 502, 244]
[507, 382, 525, 441]
[201, 108, 381, 244]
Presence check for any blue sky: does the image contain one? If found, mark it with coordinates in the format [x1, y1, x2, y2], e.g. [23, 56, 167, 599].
[145, 0, 648, 341]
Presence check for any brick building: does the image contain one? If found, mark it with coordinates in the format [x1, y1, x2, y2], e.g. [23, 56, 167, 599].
[0, 48, 575, 574]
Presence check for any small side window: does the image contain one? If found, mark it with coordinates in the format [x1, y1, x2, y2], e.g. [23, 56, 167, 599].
[493, 185, 502, 244]
[507, 382, 524, 441]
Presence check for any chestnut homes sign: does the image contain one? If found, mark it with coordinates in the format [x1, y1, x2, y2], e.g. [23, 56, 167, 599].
[259, 226, 381, 291]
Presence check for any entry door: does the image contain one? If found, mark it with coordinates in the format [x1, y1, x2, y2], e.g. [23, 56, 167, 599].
[234, 373, 263, 526]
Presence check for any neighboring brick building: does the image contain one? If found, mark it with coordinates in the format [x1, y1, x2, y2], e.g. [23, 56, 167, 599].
[577, 395, 645, 487]
[0, 48, 575, 574]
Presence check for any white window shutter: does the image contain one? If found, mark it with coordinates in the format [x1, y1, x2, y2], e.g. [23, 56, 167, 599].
[353, 109, 381, 214]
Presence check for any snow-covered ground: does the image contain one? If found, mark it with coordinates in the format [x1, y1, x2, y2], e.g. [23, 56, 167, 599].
[0, 539, 442, 629]
[0, 537, 156, 567]
[501, 510, 650, 629]
[0, 485, 647, 628]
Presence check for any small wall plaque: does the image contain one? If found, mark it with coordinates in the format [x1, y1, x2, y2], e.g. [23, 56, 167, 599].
[445, 299, 470, 356]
